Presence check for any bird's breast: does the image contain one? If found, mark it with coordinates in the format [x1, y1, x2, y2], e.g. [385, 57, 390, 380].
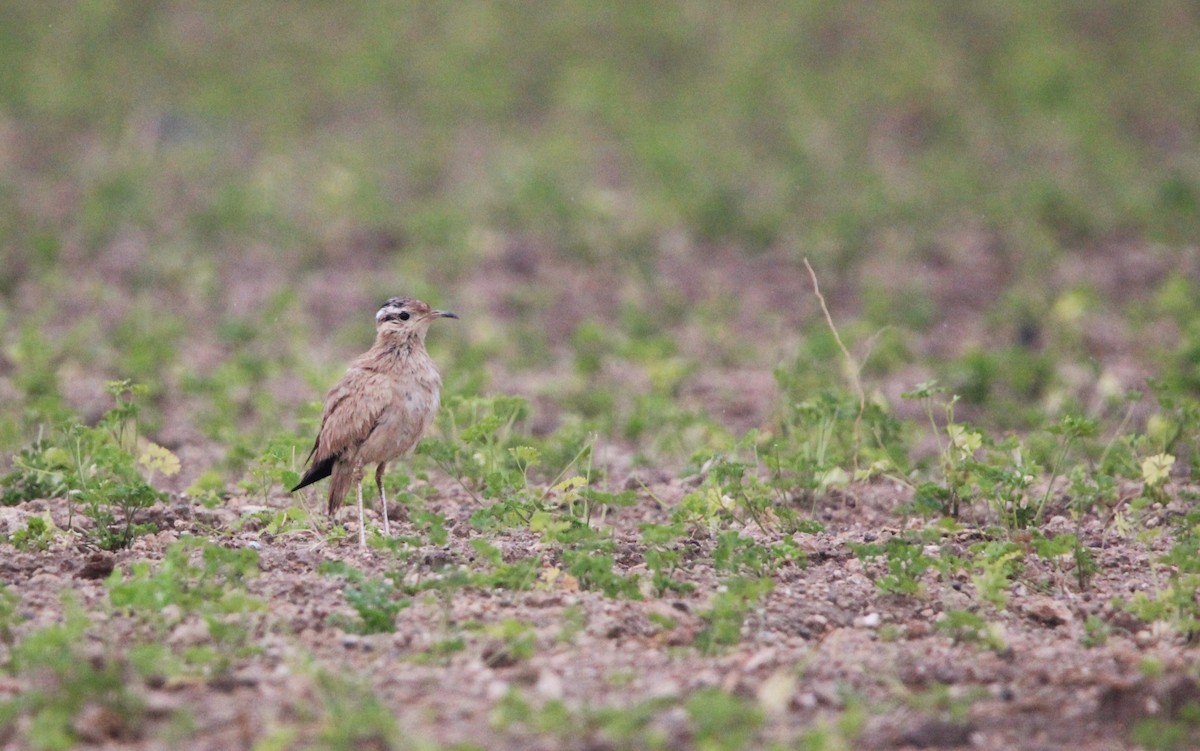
[357, 358, 442, 464]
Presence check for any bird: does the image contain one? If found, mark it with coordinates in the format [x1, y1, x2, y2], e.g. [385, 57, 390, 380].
[291, 296, 458, 546]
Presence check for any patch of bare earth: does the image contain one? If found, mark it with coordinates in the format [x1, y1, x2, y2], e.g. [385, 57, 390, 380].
[0, 476, 1189, 750]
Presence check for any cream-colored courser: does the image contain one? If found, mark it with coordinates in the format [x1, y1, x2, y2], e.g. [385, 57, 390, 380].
[292, 296, 457, 546]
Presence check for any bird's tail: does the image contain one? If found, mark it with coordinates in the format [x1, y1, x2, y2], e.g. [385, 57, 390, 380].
[291, 454, 336, 492]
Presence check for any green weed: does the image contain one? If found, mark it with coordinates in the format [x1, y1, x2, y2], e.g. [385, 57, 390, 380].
[640, 521, 695, 595]
[1122, 514, 1200, 639]
[561, 548, 641, 599]
[849, 537, 932, 597]
[107, 537, 260, 619]
[935, 609, 1006, 651]
[492, 686, 765, 750]
[420, 394, 531, 498]
[1031, 531, 1098, 591]
[318, 562, 410, 635]
[0, 584, 18, 650]
[695, 576, 773, 654]
[262, 506, 317, 537]
[0, 438, 67, 507]
[107, 538, 263, 677]
[482, 618, 537, 667]
[970, 541, 1025, 609]
[1081, 615, 1111, 648]
[1130, 705, 1200, 751]
[767, 387, 902, 504]
[901, 381, 974, 519]
[3, 324, 72, 428]
[685, 688, 764, 751]
[795, 698, 868, 751]
[902, 382, 1118, 531]
[0, 598, 144, 751]
[903, 682, 981, 724]
[712, 530, 804, 577]
[241, 433, 308, 501]
[414, 637, 467, 665]
[343, 579, 410, 635]
[5, 515, 55, 551]
[469, 540, 540, 591]
[1, 381, 171, 549]
[309, 670, 402, 751]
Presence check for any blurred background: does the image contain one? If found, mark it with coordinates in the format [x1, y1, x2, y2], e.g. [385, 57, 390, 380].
[1, 1, 1199, 487]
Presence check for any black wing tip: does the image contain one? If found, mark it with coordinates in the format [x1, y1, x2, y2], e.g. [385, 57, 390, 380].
[291, 455, 336, 492]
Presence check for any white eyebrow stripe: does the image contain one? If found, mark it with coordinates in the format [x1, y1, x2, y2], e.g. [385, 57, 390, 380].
[377, 304, 408, 323]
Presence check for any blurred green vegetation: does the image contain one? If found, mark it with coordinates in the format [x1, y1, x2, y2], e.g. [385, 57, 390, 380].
[3, 1, 1195, 252]
[1, 0, 1199, 467]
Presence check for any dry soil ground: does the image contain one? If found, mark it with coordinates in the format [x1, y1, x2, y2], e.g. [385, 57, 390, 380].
[0, 466, 1194, 750]
[1, 243, 1194, 750]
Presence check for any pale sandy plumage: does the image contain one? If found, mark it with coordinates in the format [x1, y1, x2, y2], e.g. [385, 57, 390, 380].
[292, 296, 457, 545]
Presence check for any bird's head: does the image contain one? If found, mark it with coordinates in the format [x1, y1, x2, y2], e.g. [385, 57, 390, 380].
[375, 296, 458, 340]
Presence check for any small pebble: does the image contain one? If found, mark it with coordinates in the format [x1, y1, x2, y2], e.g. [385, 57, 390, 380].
[534, 670, 564, 700]
[486, 680, 510, 701]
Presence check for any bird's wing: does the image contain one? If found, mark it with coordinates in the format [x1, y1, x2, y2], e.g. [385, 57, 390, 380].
[309, 366, 393, 464]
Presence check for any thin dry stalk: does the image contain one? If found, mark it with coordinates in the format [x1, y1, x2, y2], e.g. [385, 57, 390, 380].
[803, 258, 866, 468]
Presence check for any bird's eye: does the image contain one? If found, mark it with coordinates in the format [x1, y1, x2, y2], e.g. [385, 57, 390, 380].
[398, 311, 410, 321]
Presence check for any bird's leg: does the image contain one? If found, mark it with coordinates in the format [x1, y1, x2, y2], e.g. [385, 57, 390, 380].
[375, 463, 390, 537]
[356, 479, 366, 548]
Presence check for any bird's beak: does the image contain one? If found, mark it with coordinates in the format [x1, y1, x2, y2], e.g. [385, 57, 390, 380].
[432, 310, 459, 320]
